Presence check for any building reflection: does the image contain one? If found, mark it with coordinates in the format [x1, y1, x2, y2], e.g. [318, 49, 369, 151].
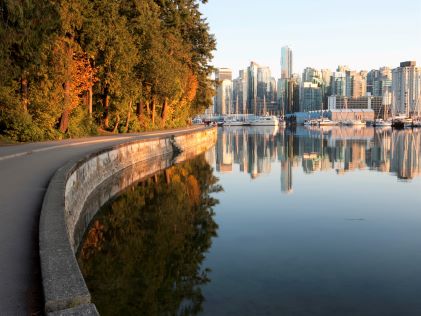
[214, 126, 421, 193]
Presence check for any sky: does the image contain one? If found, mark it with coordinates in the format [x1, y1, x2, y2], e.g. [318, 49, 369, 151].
[200, 0, 421, 78]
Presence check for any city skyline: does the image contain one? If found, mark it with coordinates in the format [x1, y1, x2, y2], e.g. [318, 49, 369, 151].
[200, 0, 421, 76]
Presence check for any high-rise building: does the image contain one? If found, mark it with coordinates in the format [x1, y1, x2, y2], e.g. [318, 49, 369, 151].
[351, 72, 367, 98]
[302, 67, 321, 83]
[247, 62, 259, 114]
[215, 71, 233, 115]
[281, 46, 293, 79]
[232, 70, 248, 114]
[215, 68, 232, 81]
[330, 72, 347, 96]
[321, 69, 332, 88]
[392, 61, 421, 115]
[301, 82, 322, 112]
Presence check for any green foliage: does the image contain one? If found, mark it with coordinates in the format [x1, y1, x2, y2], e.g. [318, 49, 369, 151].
[0, 0, 216, 141]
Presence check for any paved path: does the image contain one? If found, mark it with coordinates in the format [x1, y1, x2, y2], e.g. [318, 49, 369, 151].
[0, 127, 201, 315]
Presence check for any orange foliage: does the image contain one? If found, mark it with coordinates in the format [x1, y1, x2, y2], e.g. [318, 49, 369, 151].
[185, 71, 198, 102]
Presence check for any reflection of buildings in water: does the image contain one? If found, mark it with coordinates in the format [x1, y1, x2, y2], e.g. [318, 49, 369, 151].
[281, 160, 293, 193]
[216, 130, 233, 173]
[214, 127, 421, 194]
[391, 130, 421, 180]
[216, 127, 278, 179]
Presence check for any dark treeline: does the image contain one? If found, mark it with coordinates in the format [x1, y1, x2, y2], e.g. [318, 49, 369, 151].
[0, 0, 215, 141]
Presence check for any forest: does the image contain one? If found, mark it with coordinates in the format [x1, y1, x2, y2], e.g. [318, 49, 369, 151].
[0, 0, 215, 141]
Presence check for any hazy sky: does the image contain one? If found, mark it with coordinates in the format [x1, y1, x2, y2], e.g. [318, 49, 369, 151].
[200, 0, 421, 78]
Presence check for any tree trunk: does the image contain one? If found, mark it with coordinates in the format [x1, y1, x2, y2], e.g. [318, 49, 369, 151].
[112, 114, 120, 133]
[124, 101, 132, 133]
[103, 85, 110, 128]
[88, 85, 93, 116]
[161, 98, 169, 128]
[164, 169, 170, 184]
[151, 97, 156, 126]
[146, 99, 150, 115]
[59, 101, 70, 133]
[136, 100, 143, 118]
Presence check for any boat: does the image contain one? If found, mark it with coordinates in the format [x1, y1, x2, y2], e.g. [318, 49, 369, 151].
[373, 118, 392, 127]
[304, 119, 318, 126]
[249, 115, 279, 126]
[318, 118, 337, 126]
[224, 120, 244, 126]
[341, 119, 366, 126]
[224, 118, 244, 126]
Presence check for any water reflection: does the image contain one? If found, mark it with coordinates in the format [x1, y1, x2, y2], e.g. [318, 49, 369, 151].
[215, 126, 421, 193]
[77, 155, 221, 316]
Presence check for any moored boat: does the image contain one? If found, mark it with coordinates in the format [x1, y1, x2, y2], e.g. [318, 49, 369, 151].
[249, 115, 279, 126]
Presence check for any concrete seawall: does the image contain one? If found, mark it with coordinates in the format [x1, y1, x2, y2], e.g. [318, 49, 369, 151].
[39, 127, 217, 315]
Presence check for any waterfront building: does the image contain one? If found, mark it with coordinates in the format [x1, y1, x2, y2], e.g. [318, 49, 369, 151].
[330, 72, 347, 96]
[367, 67, 392, 97]
[300, 82, 322, 112]
[233, 69, 248, 114]
[302, 67, 321, 83]
[281, 46, 293, 79]
[392, 61, 421, 115]
[351, 72, 367, 98]
[215, 79, 233, 115]
[247, 61, 259, 114]
[257, 66, 272, 114]
[321, 69, 332, 89]
[215, 68, 232, 81]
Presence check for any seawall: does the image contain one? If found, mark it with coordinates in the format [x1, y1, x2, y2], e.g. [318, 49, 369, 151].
[39, 127, 217, 315]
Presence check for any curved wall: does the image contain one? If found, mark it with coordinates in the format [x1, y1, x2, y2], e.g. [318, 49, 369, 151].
[39, 127, 217, 315]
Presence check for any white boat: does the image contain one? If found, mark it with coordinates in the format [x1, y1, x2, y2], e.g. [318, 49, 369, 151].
[249, 115, 279, 126]
[318, 118, 337, 126]
[373, 119, 392, 127]
[224, 118, 244, 126]
[304, 119, 318, 126]
[412, 119, 421, 127]
[342, 119, 366, 126]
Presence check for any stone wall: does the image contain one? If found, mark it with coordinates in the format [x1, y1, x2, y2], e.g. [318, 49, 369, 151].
[39, 127, 217, 315]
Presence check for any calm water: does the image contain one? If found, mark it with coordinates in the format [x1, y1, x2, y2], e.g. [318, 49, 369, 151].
[78, 126, 421, 316]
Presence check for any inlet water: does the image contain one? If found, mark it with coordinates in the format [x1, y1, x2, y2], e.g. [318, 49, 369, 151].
[78, 126, 421, 316]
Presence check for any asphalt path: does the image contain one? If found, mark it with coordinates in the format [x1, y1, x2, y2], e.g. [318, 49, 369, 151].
[0, 126, 202, 315]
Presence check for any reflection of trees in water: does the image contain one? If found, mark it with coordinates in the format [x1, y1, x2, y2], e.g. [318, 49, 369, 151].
[77, 154, 222, 316]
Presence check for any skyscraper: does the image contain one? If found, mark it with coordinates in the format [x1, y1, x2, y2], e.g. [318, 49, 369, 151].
[215, 67, 233, 115]
[281, 46, 293, 79]
[232, 70, 248, 114]
[392, 61, 421, 115]
[247, 62, 259, 114]
[215, 68, 232, 81]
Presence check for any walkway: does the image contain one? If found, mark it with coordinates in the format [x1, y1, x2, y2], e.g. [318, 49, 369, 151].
[0, 127, 201, 314]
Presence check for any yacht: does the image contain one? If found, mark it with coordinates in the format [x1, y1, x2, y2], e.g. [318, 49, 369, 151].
[224, 118, 244, 126]
[249, 115, 279, 126]
[342, 119, 366, 126]
[318, 118, 337, 126]
[373, 118, 392, 127]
